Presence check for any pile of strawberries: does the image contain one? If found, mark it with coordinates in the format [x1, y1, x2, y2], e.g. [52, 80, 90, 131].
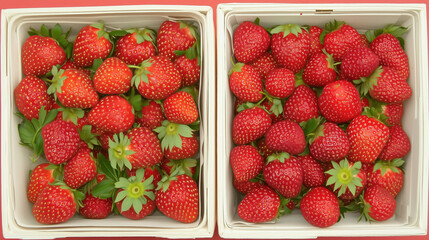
[15, 20, 201, 224]
[229, 19, 411, 227]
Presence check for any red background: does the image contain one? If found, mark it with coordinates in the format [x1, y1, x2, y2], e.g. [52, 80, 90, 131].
[1, 0, 428, 239]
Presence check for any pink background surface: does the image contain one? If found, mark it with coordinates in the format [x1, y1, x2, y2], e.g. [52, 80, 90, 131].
[1, 0, 428, 239]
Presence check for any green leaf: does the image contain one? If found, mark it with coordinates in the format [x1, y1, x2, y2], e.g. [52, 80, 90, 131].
[132, 198, 143, 214]
[115, 190, 128, 203]
[92, 179, 116, 199]
[52, 23, 63, 39]
[40, 24, 49, 37]
[97, 154, 119, 182]
[121, 196, 133, 212]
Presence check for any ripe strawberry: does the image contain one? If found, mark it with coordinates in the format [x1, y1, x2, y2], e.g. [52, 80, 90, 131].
[156, 173, 199, 223]
[309, 122, 350, 162]
[367, 159, 404, 197]
[127, 166, 162, 188]
[378, 125, 410, 161]
[63, 148, 97, 189]
[174, 50, 200, 87]
[263, 153, 303, 198]
[93, 57, 132, 94]
[230, 145, 264, 182]
[163, 134, 199, 160]
[14, 76, 54, 120]
[27, 163, 57, 203]
[232, 107, 272, 145]
[270, 24, 310, 73]
[264, 68, 295, 99]
[88, 95, 134, 134]
[309, 26, 324, 56]
[233, 177, 265, 195]
[229, 63, 264, 102]
[283, 85, 319, 124]
[260, 100, 284, 124]
[41, 119, 80, 164]
[318, 80, 362, 123]
[321, 20, 365, 62]
[132, 56, 181, 100]
[135, 100, 165, 130]
[114, 28, 156, 65]
[163, 91, 198, 125]
[80, 193, 113, 219]
[360, 185, 396, 221]
[249, 52, 279, 80]
[264, 120, 306, 155]
[382, 103, 403, 126]
[237, 186, 280, 223]
[325, 160, 367, 200]
[161, 158, 197, 178]
[360, 34, 370, 47]
[60, 59, 91, 77]
[73, 22, 112, 67]
[299, 155, 325, 188]
[233, 20, 270, 63]
[256, 138, 276, 160]
[302, 51, 337, 87]
[300, 187, 340, 228]
[347, 114, 390, 163]
[98, 132, 114, 150]
[157, 21, 197, 61]
[340, 47, 380, 81]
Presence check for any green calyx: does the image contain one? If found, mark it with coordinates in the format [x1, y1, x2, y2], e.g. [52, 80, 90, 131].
[108, 132, 135, 171]
[229, 60, 244, 76]
[373, 158, 404, 176]
[353, 66, 383, 97]
[267, 152, 290, 164]
[357, 193, 376, 222]
[46, 66, 67, 99]
[156, 168, 185, 192]
[130, 58, 153, 89]
[300, 116, 325, 144]
[78, 125, 101, 150]
[165, 158, 198, 178]
[325, 159, 363, 197]
[51, 180, 85, 208]
[114, 168, 155, 214]
[28, 23, 73, 58]
[261, 92, 283, 117]
[365, 24, 407, 48]
[91, 21, 110, 41]
[179, 21, 199, 41]
[320, 19, 345, 44]
[154, 120, 194, 152]
[270, 24, 304, 38]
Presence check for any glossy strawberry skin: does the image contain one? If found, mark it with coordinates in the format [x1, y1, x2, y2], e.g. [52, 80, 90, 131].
[80, 193, 113, 219]
[57, 69, 99, 109]
[364, 185, 396, 221]
[369, 67, 412, 104]
[93, 57, 132, 95]
[233, 21, 270, 63]
[164, 134, 199, 160]
[114, 32, 156, 66]
[237, 186, 280, 223]
[302, 52, 337, 87]
[323, 24, 364, 62]
[116, 189, 156, 220]
[378, 125, 410, 161]
[340, 47, 380, 81]
[73, 25, 112, 67]
[309, 26, 324, 56]
[22, 35, 66, 77]
[232, 107, 272, 145]
[264, 120, 306, 155]
[263, 156, 303, 198]
[63, 148, 97, 189]
[229, 64, 264, 102]
[14, 76, 54, 120]
[382, 103, 403, 126]
[300, 187, 340, 228]
[264, 68, 295, 99]
[27, 163, 55, 203]
[309, 122, 350, 162]
[230, 145, 264, 183]
[157, 21, 196, 61]
[233, 178, 266, 195]
[299, 155, 325, 188]
[135, 100, 165, 130]
[283, 85, 319, 124]
[367, 165, 403, 197]
[250, 52, 279, 80]
[174, 55, 200, 87]
[163, 91, 198, 125]
[126, 127, 164, 169]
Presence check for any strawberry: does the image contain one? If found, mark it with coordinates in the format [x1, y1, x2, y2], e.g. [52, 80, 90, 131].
[233, 177, 265, 195]
[260, 100, 284, 124]
[93, 57, 132, 94]
[79, 193, 113, 219]
[249, 52, 279, 80]
[302, 51, 337, 87]
[263, 153, 303, 198]
[156, 173, 199, 223]
[63, 148, 97, 189]
[347, 114, 390, 163]
[127, 166, 163, 188]
[73, 22, 112, 67]
[359, 185, 396, 222]
[163, 91, 198, 125]
[229, 63, 264, 102]
[256, 138, 276, 160]
[232, 107, 272, 145]
[378, 125, 410, 161]
[233, 20, 270, 63]
[157, 21, 197, 61]
[131, 56, 182, 100]
[14, 76, 54, 120]
[163, 134, 199, 160]
[270, 24, 310, 73]
[283, 85, 319, 124]
[300, 187, 340, 228]
[60, 59, 91, 77]
[88, 95, 134, 134]
[382, 103, 403, 126]
[174, 45, 201, 87]
[299, 155, 325, 188]
[367, 159, 404, 197]
[264, 120, 306, 155]
[41, 119, 80, 164]
[360, 34, 370, 47]
[237, 186, 280, 223]
[230, 145, 264, 182]
[27, 163, 58, 203]
[318, 80, 362, 123]
[340, 47, 380, 81]
[114, 28, 156, 65]
[161, 158, 197, 178]
[135, 100, 165, 130]
[309, 122, 350, 162]
[308, 26, 324, 56]
[264, 68, 295, 99]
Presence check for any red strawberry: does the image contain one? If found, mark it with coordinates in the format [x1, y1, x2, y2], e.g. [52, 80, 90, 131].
[132, 56, 182, 100]
[80, 193, 113, 219]
[163, 134, 199, 160]
[300, 187, 340, 228]
[161, 158, 197, 178]
[41, 119, 80, 164]
[233, 20, 270, 63]
[263, 153, 303, 198]
[367, 159, 404, 197]
[378, 125, 410, 161]
[63, 148, 97, 189]
[73, 22, 112, 67]
[299, 155, 325, 188]
[264, 120, 306, 155]
[60, 59, 91, 77]
[230, 145, 264, 182]
[174, 52, 200, 87]
[360, 185, 396, 221]
[114, 28, 156, 65]
[14, 76, 54, 120]
[93, 57, 132, 94]
[229, 63, 264, 102]
[340, 47, 380, 81]
[135, 100, 165, 130]
[318, 80, 362, 123]
[237, 186, 280, 223]
[382, 103, 403, 126]
[233, 177, 265, 195]
[156, 173, 199, 223]
[283, 85, 319, 123]
[256, 138, 276, 160]
[163, 91, 198, 125]
[309, 122, 350, 162]
[88, 95, 134, 134]
[27, 163, 57, 203]
[157, 21, 197, 61]
[360, 34, 370, 47]
[302, 51, 337, 87]
[260, 100, 284, 124]
[264, 68, 295, 99]
[347, 114, 390, 163]
[309, 26, 324, 56]
[249, 52, 279, 80]
[232, 107, 272, 145]
[270, 24, 310, 73]
[99, 132, 114, 150]
[127, 166, 162, 188]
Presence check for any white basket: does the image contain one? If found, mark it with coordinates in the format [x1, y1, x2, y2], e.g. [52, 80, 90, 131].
[217, 3, 429, 239]
[1, 5, 216, 239]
